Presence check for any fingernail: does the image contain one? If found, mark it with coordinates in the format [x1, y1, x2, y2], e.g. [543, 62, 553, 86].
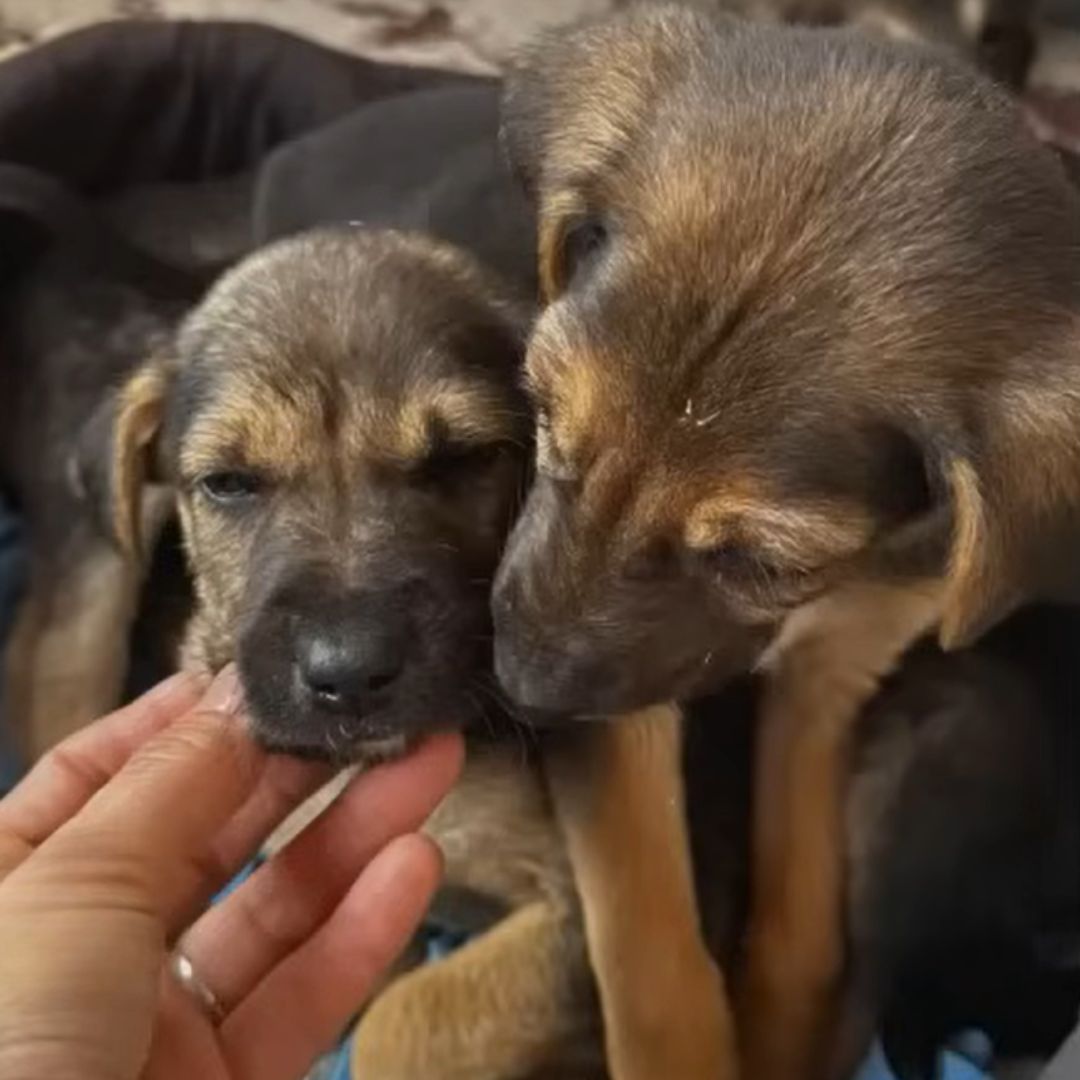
[199, 665, 244, 716]
[142, 670, 203, 705]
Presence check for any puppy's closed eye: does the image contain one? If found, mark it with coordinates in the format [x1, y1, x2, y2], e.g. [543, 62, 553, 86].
[412, 439, 511, 486]
[696, 539, 820, 590]
[198, 469, 266, 505]
[700, 540, 782, 582]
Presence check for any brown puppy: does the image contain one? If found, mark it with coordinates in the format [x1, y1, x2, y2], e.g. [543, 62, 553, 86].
[493, 6, 1080, 1078]
[75, 226, 728, 1080]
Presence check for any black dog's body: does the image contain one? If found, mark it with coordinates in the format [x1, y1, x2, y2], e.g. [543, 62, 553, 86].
[255, 83, 535, 292]
[682, 605, 1080, 1076]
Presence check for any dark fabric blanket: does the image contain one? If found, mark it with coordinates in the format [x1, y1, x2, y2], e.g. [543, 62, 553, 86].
[0, 20, 481, 191]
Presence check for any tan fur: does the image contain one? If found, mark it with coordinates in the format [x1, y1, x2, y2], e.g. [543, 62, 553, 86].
[352, 902, 599, 1080]
[550, 706, 739, 1080]
[3, 543, 143, 757]
[110, 364, 172, 560]
[742, 580, 944, 1079]
[351, 742, 603, 1080]
[685, 495, 875, 572]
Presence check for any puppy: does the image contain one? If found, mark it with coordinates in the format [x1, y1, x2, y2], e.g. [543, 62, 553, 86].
[493, 6, 1080, 1077]
[0, 113, 728, 1079]
[71, 226, 730, 1080]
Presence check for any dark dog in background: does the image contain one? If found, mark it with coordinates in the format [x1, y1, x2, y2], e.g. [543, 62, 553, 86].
[0, 164, 206, 756]
[494, 5, 1080, 1076]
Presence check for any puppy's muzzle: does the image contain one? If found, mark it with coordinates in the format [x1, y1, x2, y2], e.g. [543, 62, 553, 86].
[240, 583, 418, 754]
[492, 564, 624, 716]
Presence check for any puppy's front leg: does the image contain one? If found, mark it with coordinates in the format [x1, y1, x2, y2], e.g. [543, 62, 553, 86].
[3, 543, 142, 758]
[351, 899, 602, 1080]
[550, 705, 738, 1080]
[739, 581, 943, 1080]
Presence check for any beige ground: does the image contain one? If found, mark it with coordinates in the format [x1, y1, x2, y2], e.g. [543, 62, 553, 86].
[0, 0, 1078, 87]
[0, 0, 609, 70]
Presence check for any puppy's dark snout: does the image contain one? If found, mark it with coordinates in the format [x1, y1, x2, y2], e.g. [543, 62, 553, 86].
[293, 594, 410, 715]
[297, 628, 403, 711]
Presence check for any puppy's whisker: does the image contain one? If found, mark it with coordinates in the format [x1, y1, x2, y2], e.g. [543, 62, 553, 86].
[465, 686, 496, 741]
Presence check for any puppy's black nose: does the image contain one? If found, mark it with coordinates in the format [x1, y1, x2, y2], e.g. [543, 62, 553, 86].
[295, 613, 406, 714]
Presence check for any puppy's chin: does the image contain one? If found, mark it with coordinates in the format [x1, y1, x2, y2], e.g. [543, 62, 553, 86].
[244, 684, 478, 765]
[253, 725, 410, 767]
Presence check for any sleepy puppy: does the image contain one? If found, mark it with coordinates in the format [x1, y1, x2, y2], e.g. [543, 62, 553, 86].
[493, 6, 1080, 1078]
[74, 226, 728, 1080]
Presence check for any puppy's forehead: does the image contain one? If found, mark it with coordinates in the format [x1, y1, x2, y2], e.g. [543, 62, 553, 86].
[534, 18, 1080, 434]
[172, 230, 524, 470]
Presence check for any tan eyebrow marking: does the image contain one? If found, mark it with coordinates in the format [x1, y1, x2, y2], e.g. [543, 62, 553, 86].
[180, 382, 314, 481]
[353, 378, 526, 464]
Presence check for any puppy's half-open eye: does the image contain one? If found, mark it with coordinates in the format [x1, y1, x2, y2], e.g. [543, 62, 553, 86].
[198, 470, 264, 505]
[561, 217, 608, 286]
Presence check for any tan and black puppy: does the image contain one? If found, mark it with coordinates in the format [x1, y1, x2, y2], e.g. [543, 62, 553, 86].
[493, 6, 1080, 1078]
[76, 226, 729, 1080]
[124, 232, 527, 756]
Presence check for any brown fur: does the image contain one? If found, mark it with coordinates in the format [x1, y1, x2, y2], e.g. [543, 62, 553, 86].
[493, 7, 1080, 1077]
[549, 705, 738, 1080]
[71, 227, 725, 1080]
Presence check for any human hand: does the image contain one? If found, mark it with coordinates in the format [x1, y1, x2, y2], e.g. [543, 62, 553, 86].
[0, 667, 463, 1080]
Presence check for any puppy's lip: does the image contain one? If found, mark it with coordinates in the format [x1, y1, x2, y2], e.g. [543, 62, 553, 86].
[253, 725, 411, 765]
[249, 699, 471, 764]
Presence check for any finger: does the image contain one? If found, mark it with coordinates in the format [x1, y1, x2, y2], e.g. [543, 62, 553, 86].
[26, 667, 267, 927]
[0, 672, 204, 880]
[221, 833, 443, 1080]
[177, 750, 333, 919]
[180, 731, 462, 1014]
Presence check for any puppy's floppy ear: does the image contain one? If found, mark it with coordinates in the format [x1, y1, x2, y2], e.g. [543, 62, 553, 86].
[937, 456, 1010, 649]
[73, 359, 173, 562]
[937, 373, 1080, 649]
